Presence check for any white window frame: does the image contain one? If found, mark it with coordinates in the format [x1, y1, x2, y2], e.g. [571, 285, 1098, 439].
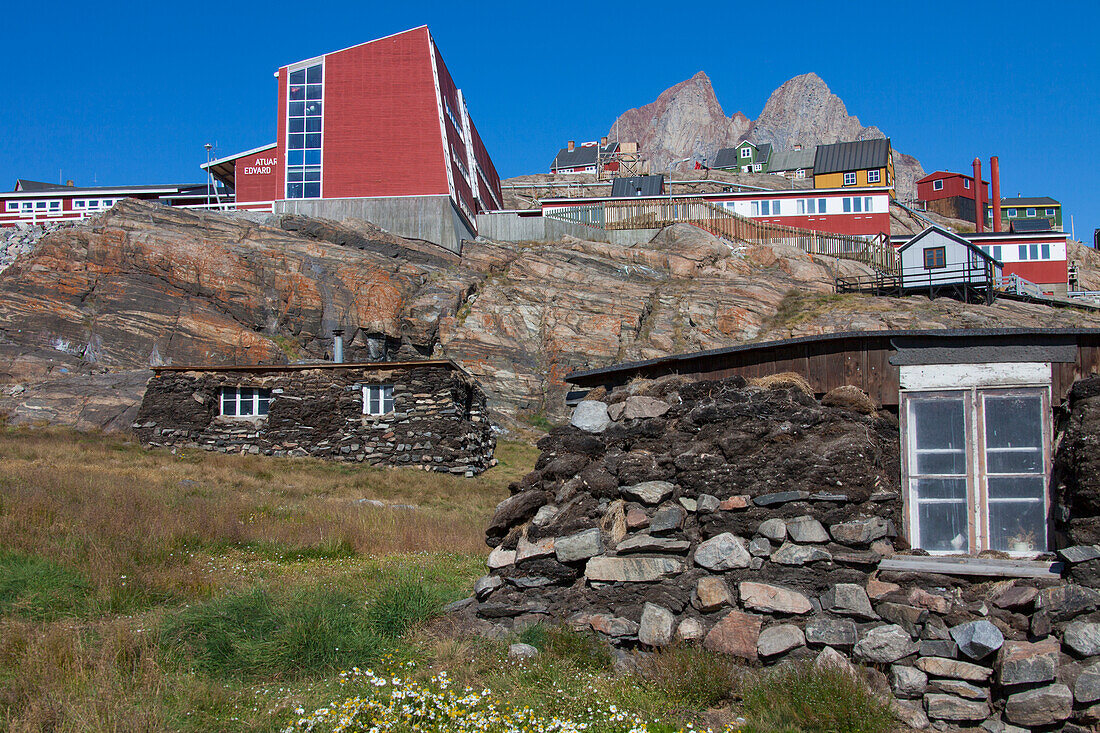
[963, 179, 970, 189]
[220, 386, 272, 418]
[4, 201, 17, 212]
[753, 163, 762, 172]
[1007, 208, 1017, 217]
[740, 146, 752, 159]
[285, 59, 325, 200]
[900, 363, 1051, 556]
[844, 172, 857, 186]
[867, 169, 881, 184]
[933, 179, 944, 191]
[1027, 208, 1036, 217]
[363, 384, 394, 416]
[795, 169, 806, 179]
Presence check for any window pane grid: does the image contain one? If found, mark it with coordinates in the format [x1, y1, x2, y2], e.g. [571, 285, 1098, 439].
[220, 387, 273, 418]
[286, 62, 323, 200]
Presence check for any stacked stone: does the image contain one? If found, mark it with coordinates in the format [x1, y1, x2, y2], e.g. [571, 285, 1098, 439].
[471, 375, 1100, 731]
[0, 221, 70, 273]
[133, 364, 495, 475]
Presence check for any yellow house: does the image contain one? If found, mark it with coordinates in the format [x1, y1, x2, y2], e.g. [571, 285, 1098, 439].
[813, 138, 894, 195]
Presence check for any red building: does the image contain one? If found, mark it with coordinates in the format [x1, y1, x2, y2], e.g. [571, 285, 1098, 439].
[207, 26, 502, 253]
[0, 179, 224, 227]
[915, 171, 989, 224]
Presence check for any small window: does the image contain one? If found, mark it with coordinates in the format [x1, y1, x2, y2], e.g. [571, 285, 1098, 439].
[1007, 208, 1017, 217]
[74, 201, 85, 209]
[844, 172, 857, 186]
[363, 385, 394, 415]
[220, 387, 272, 417]
[760, 200, 770, 216]
[924, 247, 946, 269]
[1046, 208, 1055, 216]
[5, 201, 17, 212]
[853, 197, 863, 213]
[818, 198, 827, 213]
[35, 201, 47, 210]
[867, 169, 881, 184]
[1019, 245, 1028, 260]
[963, 179, 970, 189]
[48, 201, 60, 211]
[753, 163, 762, 172]
[843, 197, 852, 213]
[740, 147, 752, 159]
[21, 202, 32, 211]
[993, 246, 1002, 261]
[933, 179, 944, 191]
[750, 201, 760, 216]
[795, 169, 805, 179]
[772, 200, 781, 215]
[1026, 208, 1036, 217]
[1041, 244, 1050, 260]
[1030, 244, 1039, 260]
[864, 197, 873, 212]
[797, 199, 806, 215]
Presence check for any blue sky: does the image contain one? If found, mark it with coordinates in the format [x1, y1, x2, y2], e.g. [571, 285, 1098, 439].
[2, 0, 1098, 242]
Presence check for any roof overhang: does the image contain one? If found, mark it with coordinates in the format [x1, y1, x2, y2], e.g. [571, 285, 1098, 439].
[200, 143, 277, 189]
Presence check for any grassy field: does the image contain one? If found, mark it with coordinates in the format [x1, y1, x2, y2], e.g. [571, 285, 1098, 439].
[0, 427, 894, 733]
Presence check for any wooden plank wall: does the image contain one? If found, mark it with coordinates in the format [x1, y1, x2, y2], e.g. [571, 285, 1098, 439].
[603, 335, 1100, 409]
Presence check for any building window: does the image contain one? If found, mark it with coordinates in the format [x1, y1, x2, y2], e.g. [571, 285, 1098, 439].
[1041, 244, 1050, 260]
[4, 202, 16, 212]
[286, 62, 323, 199]
[1007, 208, 1017, 218]
[753, 163, 763, 172]
[868, 169, 881, 184]
[220, 387, 272, 417]
[933, 179, 944, 191]
[993, 245, 1002, 261]
[844, 172, 857, 186]
[740, 147, 752, 159]
[363, 385, 394, 416]
[923, 246, 946, 269]
[818, 198, 827, 213]
[750, 201, 760, 216]
[771, 200, 781, 216]
[903, 387, 1049, 554]
[760, 200, 770, 216]
[1030, 244, 1039, 260]
[963, 179, 970, 189]
[795, 169, 806, 179]
[1026, 208, 1036, 217]
[843, 197, 852, 213]
[1046, 208, 1056, 216]
[1019, 244, 1028, 260]
[797, 199, 806, 215]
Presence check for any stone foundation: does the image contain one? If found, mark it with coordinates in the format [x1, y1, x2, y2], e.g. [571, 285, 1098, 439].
[471, 375, 1100, 730]
[132, 362, 495, 475]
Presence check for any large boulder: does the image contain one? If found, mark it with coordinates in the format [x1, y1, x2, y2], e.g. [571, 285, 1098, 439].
[1004, 684, 1073, 727]
[704, 610, 762, 660]
[570, 401, 611, 433]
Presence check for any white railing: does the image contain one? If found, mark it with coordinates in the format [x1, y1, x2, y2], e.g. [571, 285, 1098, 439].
[0, 199, 276, 227]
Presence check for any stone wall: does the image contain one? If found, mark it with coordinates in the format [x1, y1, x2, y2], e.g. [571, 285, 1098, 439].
[470, 375, 1100, 730]
[132, 363, 495, 475]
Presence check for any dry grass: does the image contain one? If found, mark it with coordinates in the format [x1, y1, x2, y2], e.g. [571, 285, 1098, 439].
[748, 371, 814, 395]
[0, 425, 537, 732]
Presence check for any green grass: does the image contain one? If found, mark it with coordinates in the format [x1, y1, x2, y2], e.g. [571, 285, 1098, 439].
[638, 644, 738, 708]
[0, 550, 92, 621]
[740, 662, 895, 733]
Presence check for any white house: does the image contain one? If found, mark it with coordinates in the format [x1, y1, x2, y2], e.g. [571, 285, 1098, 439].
[896, 225, 1002, 292]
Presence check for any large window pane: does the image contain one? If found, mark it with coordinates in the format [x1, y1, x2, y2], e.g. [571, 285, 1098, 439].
[985, 395, 1043, 473]
[917, 494, 969, 552]
[306, 64, 322, 83]
[988, 492, 1046, 552]
[911, 398, 967, 474]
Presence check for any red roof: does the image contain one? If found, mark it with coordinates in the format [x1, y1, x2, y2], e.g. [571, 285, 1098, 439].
[916, 170, 989, 186]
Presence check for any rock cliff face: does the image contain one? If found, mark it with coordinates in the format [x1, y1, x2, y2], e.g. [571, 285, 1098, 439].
[0, 201, 1098, 430]
[608, 72, 925, 200]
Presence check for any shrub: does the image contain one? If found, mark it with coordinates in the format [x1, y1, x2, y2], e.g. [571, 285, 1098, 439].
[366, 579, 449, 638]
[638, 644, 737, 707]
[740, 661, 894, 733]
[161, 585, 387, 677]
[0, 550, 91, 620]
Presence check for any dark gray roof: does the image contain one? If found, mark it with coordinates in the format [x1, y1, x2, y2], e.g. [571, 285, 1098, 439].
[896, 225, 1001, 265]
[711, 147, 740, 169]
[756, 143, 772, 165]
[813, 138, 891, 175]
[1002, 197, 1059, 207]
[1010, 219, 1055, 233]
[551, 142, 618, 171]
[14, 179, 68, 192]
[610, 175, 664, 197]
[566, 327, 1100, 383]
[767, 148, 817, 172]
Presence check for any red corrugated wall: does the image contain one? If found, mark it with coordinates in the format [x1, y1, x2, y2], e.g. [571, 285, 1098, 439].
[235, 148, 279, 204]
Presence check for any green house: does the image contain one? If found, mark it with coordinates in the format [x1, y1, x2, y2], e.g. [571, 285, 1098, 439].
[711, 140, 772, 173]
[989, 197, 1063, 232]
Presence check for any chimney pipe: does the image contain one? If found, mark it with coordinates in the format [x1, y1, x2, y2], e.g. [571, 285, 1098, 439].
[567, 140, 575, 152]
[65, 179, 74, 187]
[990, 156, 1002, 232]
[600, 136, 608, 146]
[332, 329, 344, 364]
[972, 158, 984, 233]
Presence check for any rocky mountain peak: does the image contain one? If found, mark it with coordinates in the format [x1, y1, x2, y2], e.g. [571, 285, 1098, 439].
[606, 71, 923, 199]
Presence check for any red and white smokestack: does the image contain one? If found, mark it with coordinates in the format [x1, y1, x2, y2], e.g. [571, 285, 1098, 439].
[973, 158, 985, 233]
[990, 156, 1002, 232]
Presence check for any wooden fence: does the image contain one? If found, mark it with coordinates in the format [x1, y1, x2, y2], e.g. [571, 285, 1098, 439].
[543, 198, 898, 273]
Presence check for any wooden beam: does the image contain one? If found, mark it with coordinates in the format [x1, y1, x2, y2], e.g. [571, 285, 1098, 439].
[878, 555, 1062, 579]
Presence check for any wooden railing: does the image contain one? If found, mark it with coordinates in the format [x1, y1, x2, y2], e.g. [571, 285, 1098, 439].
[543, 198, 898, 273]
